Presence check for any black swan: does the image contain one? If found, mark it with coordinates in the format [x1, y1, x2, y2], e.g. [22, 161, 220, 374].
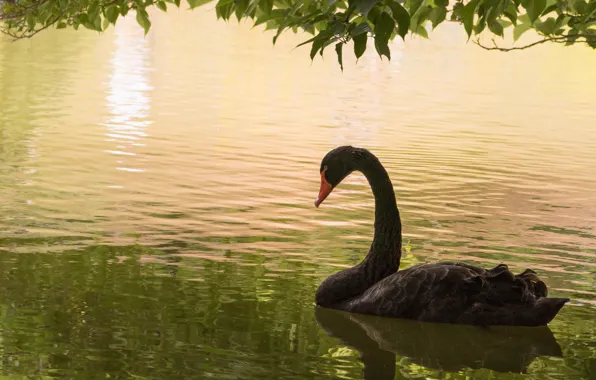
[313, 146, 569, 326]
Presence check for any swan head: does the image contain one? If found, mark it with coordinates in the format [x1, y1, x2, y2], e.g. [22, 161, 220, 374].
[315, 146, 367, 207]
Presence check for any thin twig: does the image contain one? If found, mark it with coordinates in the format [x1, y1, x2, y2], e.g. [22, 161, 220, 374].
[473, 34, 594, 51]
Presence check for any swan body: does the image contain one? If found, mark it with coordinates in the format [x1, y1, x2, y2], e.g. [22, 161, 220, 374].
[314, 146, 568, 326]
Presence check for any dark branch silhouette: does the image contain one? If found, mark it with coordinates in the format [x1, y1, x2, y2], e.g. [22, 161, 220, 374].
[474, 34, 596, 52]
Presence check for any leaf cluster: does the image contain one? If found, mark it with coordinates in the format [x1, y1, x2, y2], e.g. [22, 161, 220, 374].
[1, 0, 594, 66]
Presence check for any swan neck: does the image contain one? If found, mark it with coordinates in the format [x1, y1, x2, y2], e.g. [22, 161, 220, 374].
[314, 150, 403, 308]
[357, 157, 402, 271]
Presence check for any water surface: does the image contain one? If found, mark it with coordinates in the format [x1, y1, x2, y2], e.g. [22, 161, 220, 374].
[0, 9, 595, 379]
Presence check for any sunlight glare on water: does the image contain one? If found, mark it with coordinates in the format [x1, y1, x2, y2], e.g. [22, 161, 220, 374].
[0, 8, 595, 379]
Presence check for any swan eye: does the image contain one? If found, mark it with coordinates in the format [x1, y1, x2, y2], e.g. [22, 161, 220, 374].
[322, 166, 329, 180]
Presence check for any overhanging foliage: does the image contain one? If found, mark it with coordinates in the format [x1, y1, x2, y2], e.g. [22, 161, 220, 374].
[1, 0, 595, 68]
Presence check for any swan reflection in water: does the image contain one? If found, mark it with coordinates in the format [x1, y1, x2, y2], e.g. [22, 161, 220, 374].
[315, 307, 563, 379]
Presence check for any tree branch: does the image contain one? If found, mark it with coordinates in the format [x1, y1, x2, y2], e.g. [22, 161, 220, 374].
[473, 34, 595, 51]
[1, 9, 65, 39]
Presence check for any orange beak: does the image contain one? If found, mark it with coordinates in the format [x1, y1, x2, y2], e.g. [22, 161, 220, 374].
[314, 169, 333, 208]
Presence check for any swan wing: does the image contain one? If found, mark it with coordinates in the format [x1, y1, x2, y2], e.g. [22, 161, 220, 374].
[342, 262, 568, 326]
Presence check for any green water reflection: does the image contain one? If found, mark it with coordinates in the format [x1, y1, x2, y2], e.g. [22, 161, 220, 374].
[0, 246, 594, 379]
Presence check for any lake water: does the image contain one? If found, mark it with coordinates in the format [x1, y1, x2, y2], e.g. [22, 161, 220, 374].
[0, 8, 595, 379]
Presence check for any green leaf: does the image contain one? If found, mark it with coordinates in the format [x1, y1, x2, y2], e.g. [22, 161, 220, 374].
[105, 5, 119, 24]
[325, 32, 343, 47]
[332, 20, 347, 35]
[296, 29, 333, 47]
[83, 9, 102, 32]
[301, 13, 328, 30]
[536, 17, 556, 34]
[321, 36, 342, 56]
[524, 0, 547, 23]
[416, 24, 429, 37]
[307, 29, 333, 59]
[75, 12, 89, 28]
[474, 16, 486, 33]
[261, 0, 273, 13]
[310, 39, 322, 59]
[488, 20, 504, 36]
[367, 5, 381, 22]
[235, 0, 247, 20]
[565, 28, 579, 45]
[429, 7, 446, 29]
[273, 26, 286, 44]
[387, 0, 410, 39]
[412, 5, 431, 30]
[573, 0, 587, 13]
[93, 12, 102, 30]
[407, 0, 424, 17]
[296, 35, 318, 48]
[254, 9, 285, 26]
[374, 11, 395, 42]
[555, 14, 569, 29]
[157, 1, 167, 11]
[353, 32, 367, 58]
[136, 8, 151, 35]
[103, 17, 110, 30]
[540, 3, 557, 15]
[486, 1, 503, 26]
[26, 13, 36, 29]
[354, 0, 380, 16]
[335, 42, 344, 71]
[56, 22, 67, 29]
[462, 0, 480, 38]
[452, 1, 464, 20]
[216, 2, 234, 20]
[374, 35, 391, 59]
[351, 21, 372, 36]
[88, 2, 99, 19]
[517, 13, 530, 23]
[587, 0, 596, 16]
[513, 21, 531, 40]
[503, 2, 518, 25]
[435, 0, 448, 7]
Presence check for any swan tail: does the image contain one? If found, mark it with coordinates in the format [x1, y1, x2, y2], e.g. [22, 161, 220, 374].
[467, 264, 550, 305]
[532, 297, 570, 325]
[458, 297, 569, 326]
[461, 264, 570, 326]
